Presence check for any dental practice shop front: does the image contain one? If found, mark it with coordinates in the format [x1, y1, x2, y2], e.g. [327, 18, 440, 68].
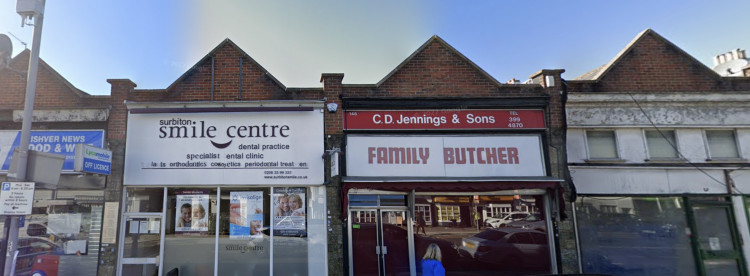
[118, 101, 327, 276]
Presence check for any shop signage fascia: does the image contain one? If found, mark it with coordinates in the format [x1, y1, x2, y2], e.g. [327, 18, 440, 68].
[0, 130, 105, 172]
[123, 107, 325, 185]
[346, 134, 546, 177]
[74, 144, 112, 175]
[344, 109, 545, 130]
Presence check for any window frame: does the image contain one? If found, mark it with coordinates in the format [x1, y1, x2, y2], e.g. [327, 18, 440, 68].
[704, 129, 743, 160]
[584, 129, 621, 161]
[643, 129, 681, 160]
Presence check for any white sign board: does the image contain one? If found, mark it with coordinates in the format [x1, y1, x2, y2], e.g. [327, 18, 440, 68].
[346, 135, 546, 177]
[0, 182, 35, 215]
[124, 110, 324, 185]
[74, 144, 112, 175]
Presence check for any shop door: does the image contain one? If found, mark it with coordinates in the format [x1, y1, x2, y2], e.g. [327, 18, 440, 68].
[687, 199, 747, 276]
[350, 209, 410, 276]
[118, 214, 162, 276]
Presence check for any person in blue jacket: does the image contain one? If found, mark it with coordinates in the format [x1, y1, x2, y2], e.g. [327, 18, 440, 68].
[421, 243, 445, 276]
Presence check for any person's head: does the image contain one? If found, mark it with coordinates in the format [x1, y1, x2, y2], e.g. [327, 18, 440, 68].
[278, 195, 290, 212]
[192, 203, 206, 220]
[423, 243, 442, 262]
[288, 194, 303, 210]
[180, 203, 192, 223]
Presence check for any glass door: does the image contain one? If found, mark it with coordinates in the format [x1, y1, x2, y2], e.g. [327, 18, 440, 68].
[687, 198, 746, 276]
[350, 209, 410, 276]
[119, 214, 162, 276]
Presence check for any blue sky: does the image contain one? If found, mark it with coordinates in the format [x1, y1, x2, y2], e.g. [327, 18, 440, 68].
[2, 1, 749, 95]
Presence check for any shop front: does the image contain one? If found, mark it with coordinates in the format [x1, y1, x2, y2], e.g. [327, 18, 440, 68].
[118, 102, 327, 276]
[0, 130, 108, 276]
[342, 109, 563, 276]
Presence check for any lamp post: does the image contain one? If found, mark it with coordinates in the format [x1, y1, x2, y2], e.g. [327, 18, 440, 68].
[4, 1, 45, 275]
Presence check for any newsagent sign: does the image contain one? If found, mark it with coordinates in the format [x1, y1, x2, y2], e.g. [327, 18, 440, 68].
[344, 109, 545, 130]
[346, 135, 545, 177]
[124, 110, 324, 185]
[0, 130, 105, 172]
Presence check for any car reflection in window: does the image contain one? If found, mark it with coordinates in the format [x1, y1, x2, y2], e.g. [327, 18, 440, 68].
[459, 228, 549, 270]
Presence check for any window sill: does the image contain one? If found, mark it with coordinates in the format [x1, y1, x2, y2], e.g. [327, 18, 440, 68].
[645, 158, 687, 163]
[705, 158, 748, 163]
[584, 159, 626, 163]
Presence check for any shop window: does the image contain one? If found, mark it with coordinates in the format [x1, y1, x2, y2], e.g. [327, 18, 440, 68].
[163, 188, 218, 276]
[645, 130, 679, 159]
[380, 194, 407, 206]
[415, 194, 550, 275]
[126, 188, 164, 213]
[3, 190, 104, 276]
[350, 194, 378, 207]
[586, 130, 619, 159]
[353, 210, 377, 223]
[274, 186, 328, 275]
[575, 197, 697, 276]
[706, 130, 740, 159]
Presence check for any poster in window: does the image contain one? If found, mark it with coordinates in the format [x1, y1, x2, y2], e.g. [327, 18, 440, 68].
[229, 191, 264, 239]
[273, 187, 306, 236]
[175, 191, 209, 233]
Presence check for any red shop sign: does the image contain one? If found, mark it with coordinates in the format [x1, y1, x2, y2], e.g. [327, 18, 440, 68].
[344, 109, 545, 130]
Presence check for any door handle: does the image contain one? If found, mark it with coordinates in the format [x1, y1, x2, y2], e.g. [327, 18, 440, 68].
[375, 246, 388, 255]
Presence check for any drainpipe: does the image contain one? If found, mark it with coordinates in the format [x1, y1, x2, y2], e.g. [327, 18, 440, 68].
[211, 56, 215, 101]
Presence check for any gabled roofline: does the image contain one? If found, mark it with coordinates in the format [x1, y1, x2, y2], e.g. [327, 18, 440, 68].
[166, 38, 287, 91]
[375, 35, 502, 87]
[11, 50, 103, 98]
[585, 29, 722, 81]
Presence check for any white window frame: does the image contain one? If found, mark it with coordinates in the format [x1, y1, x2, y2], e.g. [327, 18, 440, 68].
[415, 204, 432, 225]
[436, 205, 461, 222]
[704, 129, 742, 160]
[584, 129, 620, 160]
[643, 129, 680, 160]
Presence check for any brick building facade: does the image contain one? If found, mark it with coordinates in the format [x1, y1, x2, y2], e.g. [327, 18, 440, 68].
[567, 29, 750, 275]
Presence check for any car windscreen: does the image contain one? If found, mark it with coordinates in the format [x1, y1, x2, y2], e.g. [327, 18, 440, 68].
[474, 230, 508, 241]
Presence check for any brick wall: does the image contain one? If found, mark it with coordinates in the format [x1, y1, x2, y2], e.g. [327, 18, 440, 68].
[1, 51, 110, 109]
[568, 31, 750, 92]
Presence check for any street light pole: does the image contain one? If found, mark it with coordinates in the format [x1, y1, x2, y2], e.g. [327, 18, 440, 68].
[4, 1, 45, 275]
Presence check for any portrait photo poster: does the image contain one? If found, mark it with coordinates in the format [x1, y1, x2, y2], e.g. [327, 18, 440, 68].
[229, 191, 264, 239]
[175, 191, 210, 233]
[272, 187, 306, 236]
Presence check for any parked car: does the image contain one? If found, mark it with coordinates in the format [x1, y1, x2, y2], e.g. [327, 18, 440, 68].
[458, 228, 549, 269]
[504, 213, 546, 232]
[484, 212, 531, 228]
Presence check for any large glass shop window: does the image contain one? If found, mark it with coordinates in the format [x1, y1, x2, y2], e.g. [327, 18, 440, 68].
[575, 197, 697, 276]
[217, 187, 270, 275]
[163, 188, 218, 275]
[0, 190, 103, 276]
[412, 195, 550, 276]
[152, 187, 326, 276]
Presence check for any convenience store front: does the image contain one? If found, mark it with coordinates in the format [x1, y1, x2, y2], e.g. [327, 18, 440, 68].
[118, 102, 327, 276]
[342, 109, 563, 276]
